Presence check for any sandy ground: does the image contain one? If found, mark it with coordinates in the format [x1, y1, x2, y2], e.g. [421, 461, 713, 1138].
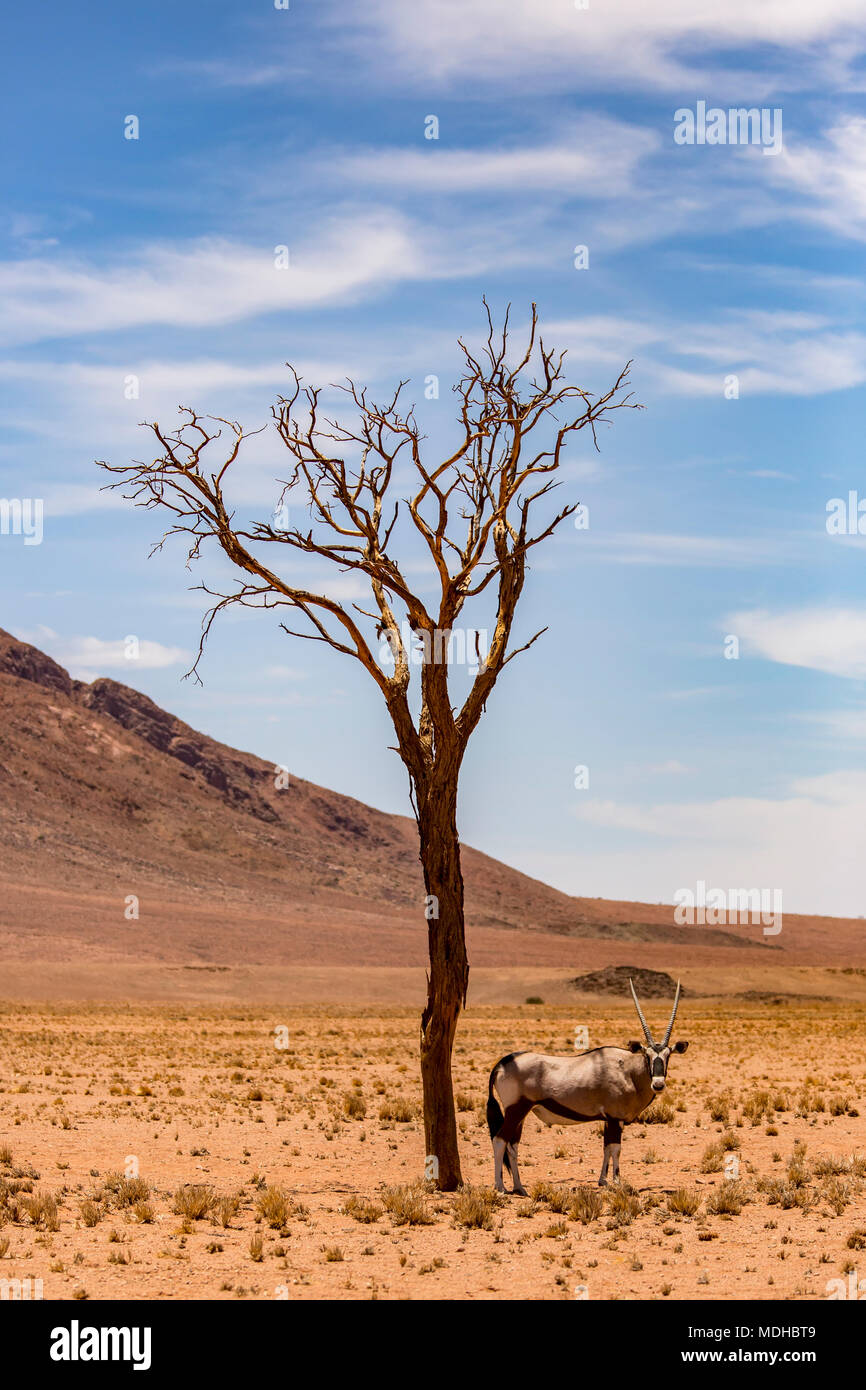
[1, 999, 865, 1302]
[1, 962, 865, 1005]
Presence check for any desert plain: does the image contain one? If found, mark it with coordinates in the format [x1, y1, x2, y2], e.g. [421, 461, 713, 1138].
[2, 994, 866, 1302]
[2, 630, 866, 1302]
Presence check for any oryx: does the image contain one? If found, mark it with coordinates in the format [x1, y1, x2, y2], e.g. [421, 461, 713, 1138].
[486, 979, 689, 1193]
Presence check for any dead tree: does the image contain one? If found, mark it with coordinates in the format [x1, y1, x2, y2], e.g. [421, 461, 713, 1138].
[98, 303, 639, 1189]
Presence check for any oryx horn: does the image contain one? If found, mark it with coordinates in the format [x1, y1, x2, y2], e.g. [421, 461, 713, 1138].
[629, 977, 654, 1045]
[662, 980, 682, 1046]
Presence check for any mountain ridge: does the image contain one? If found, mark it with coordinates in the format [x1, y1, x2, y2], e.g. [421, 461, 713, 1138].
[0, 626, 861, 978]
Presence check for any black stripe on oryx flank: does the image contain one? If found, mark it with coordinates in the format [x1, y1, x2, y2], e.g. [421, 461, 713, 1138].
[533, 1097, 598, 1124]
[496, 1096, 534, 1144]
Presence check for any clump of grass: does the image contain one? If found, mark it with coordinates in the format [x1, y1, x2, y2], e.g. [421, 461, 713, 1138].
[643, 1096, 675, 1124]
[22, 1192, 60, 1230]
[569, 1187, 604, 1224]
[707, 1094, 731, 1124]
[525, 996, 543, 1005]
[847, 1229, 866, 1250]
[759, 1177, 811, 1211]
[322, 1245, 344, 1262]
[256, 1186, 292, 1229]
[543, 1221, 569, 1238]
[249, 1233, 264, 1262]
[343, 1091, 366, 1120]
[813, 1155, 850, 1178]
[667, 1186, 702, 1217]
[453, 1185, 501, 1230]
[820, 1178, 850, 1216]
[700, 1142, 726, 1173]
[172, 1185, 214, 1221]
[530, 1180, 572, 1214]
[743, 1088, 787, 1125]
[216, 1194, 240, 1229]
[343, 1195, 382, 1224]
[381, 1183, 434, 1226]
[786, 1145, 811, 1189]
[79, 1199, 101, 1228]
[607, 1185, 640, 1227]
[795, 1087, 825, 1117]
[707, 1181, 749, 1216]
[105, 1174, 150, 1208]
[378, 1098, 415, 1123]
[133, 1201, 154, 1224]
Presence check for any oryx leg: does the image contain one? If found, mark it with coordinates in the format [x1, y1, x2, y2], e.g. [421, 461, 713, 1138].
[506, 1141, 527, 1197]
[598, 1118, 623, 1187]
[492, 1099, 532, 1195]
[493, 1137, 507, 1193]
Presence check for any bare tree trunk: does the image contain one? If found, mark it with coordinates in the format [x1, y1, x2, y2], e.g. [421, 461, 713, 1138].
[417, 772, 469, 1191]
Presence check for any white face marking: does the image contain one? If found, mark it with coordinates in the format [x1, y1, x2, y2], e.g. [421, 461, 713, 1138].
[647, 1045, 672, 1091]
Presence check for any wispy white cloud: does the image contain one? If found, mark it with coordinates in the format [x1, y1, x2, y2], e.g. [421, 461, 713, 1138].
[772, 116, 866, 240]
[20, 626, 190, 679]
[336, 120, 658, 195]
[545, 310, 866, 397]
[543, 767, 866, 915]
[0, 214, 425, 347]
[583, 532, 789, 568]
[344, 0, 866, 92]
[728, 606, 866, 680]
[799, 709, 866, 740]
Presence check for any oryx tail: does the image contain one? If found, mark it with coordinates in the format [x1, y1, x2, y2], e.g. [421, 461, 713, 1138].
[487, 1062, 512, 1176]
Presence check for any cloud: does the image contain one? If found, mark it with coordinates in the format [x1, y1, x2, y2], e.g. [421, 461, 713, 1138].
[0, 214, 425, 347]
[545, 310, 866, 397]
[544, 767, 866, 915]
[772, 116, 866, 241]
[728, 607, 866, 680]
[800, 709, 866, 740]
[345, 0, 866, 92]
[22, 627, 189, 679]
[335, 120, 658, 195]
[583, 532, 789, 567]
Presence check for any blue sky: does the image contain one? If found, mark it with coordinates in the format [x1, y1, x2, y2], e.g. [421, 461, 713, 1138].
[2, 1, 865, 915]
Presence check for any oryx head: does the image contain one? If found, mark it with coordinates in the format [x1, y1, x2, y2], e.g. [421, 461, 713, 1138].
[627, 979, 689, 1092]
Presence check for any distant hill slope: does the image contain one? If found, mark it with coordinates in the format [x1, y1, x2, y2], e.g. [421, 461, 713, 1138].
[0, 627, 861, 974]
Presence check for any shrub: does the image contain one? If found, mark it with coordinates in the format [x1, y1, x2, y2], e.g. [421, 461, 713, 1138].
[343, 1195, 382, 1224]
[530, 1180, 571, 1214]
[667, 1186, 701, 1216]
[707, 1181, 748, 1216]
[172, 1186, 214, 1220]
[378, 1098, 415, 1123]
[453, 1186, 501, 1230]
[569, 1187, 604, 1224]
[381, 1184, 433, 1226]
[256, 1186, 292, 1229]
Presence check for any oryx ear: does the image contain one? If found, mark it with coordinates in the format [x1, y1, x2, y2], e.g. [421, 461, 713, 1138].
[673, 1040, 689, 1053]
[627, 1040, 644, 1053]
